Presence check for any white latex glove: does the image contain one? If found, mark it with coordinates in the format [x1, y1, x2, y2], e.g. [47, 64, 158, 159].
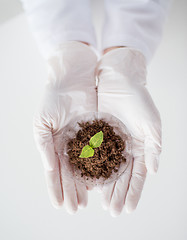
[33, 41, 97, 214]
[97, 48, 162, 216]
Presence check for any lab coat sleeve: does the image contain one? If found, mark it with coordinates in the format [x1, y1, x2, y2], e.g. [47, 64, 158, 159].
[102, 0, 171, 64]
[20, 0, 96, 58]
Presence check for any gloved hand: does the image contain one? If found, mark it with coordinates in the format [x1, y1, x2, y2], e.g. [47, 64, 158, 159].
[33, 41, 97, 214]
[97, 48, 162, 216]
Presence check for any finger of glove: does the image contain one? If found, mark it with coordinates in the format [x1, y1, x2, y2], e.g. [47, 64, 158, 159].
[33, 118, 64, 208]
[44, 167, 64, 209]
[125, 154, 147, 213]
[125, 137, 146, 213]
[101, 181, 116, 210]
[40, 149, 64, 208]
[144, 123, 162, 174]
[60, 156, 78, 214]
[75, 179, 88, 209]
[109, 159, 133, 217]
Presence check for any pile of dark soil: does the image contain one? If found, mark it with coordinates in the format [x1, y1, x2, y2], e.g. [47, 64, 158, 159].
[67, 119, 126, 180]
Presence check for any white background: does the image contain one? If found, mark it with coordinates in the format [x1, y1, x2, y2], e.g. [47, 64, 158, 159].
[0, 0, 187, 239]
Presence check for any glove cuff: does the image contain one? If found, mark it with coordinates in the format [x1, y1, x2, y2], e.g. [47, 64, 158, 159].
[47, 41, 99, 61]
[96, 47, 147, 85]
[47, 41, 98, 81]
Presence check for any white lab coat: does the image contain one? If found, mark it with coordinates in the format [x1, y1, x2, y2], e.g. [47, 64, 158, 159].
[21, 0, 170, 63]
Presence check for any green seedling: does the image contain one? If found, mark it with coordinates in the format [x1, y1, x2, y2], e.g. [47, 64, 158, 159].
[79, 131, 103, 158]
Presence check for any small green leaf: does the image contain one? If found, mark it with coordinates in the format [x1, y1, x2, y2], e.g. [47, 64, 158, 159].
[79, 145, 94, 158]
[89, 131, 103, 148]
